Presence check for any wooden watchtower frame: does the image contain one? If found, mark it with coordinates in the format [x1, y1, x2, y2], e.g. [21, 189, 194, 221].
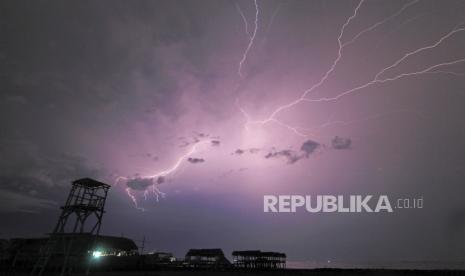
[31, 178, 110, 276]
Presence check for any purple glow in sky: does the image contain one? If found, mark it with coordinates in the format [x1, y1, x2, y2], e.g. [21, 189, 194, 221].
[1, 0, 465, 269]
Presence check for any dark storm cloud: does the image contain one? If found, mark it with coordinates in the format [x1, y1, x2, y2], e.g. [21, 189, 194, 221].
[193, 131, 208, 138]
[0, 139, 102, 212]
[179, 133, 218, 148]
[232, 148, 261, 155]
[126, 177, 153, 191]
[235, 143, 318, 163]
[156, 176, 165, 184]
[265, 140, 319, 164]
[265, 149, 301, 164]
[126, 176, 165, 191]
[234, 149, 245, 155]
[187, 157, 205, 164]
[0, 140, 102, 188]
[0, 188, 57, 213]
[331, 136, 352, 149]
[300, 140, 320, 156]
[218, 167, 249, 178]
[179, 140, 191, 148]
[128, 153, 159, 161]
[248, 148, 260, 154]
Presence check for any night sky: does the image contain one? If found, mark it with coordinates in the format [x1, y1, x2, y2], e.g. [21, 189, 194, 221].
[1, 0, 465, 269]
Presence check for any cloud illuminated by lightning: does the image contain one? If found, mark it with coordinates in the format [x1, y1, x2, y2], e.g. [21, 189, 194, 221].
[121, 1, 465, 211]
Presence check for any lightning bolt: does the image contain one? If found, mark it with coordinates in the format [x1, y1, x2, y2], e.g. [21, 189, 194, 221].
[302, 109, 427, 134]
[343, 0, 419, 47]
[426, 70, 465, 77]
[239, 0, 365, 129]
[237, 0, 259, 78]
[236, 2, 252, 38]
[304, 58, 465, 104]
[374, 25, 465, 80]
[269, 118, 317, 138]
[146, 140, 210, 179]
[126, 187, 145, 212]
[120, 1, 465, 210]
[121, 0, 260, 210]
[239, 1, 465, 137]
[260, 57, 465, 138]
[118, 140, 212, 210]
[260, 1, 282, 47]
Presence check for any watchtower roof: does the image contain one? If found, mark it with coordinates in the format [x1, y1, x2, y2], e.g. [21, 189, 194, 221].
[72, 178, 110, 188]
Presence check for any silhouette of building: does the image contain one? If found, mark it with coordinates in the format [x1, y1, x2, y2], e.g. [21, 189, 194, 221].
[0, 239, 9, 269]
[144, 252, 175, 267]
[232, 250, 286, 269]
[2, 176, 290, 273]
[9, 235, 138, 271]
[148, 252, 174, 261]
[185, 248, 230, 268]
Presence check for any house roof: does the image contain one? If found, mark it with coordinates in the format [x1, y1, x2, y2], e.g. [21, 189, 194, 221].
[186, 248, 225, 257]
[232, 250, 286, 258]
[93, 235, 138, 251]
[185, 248, 231, 265]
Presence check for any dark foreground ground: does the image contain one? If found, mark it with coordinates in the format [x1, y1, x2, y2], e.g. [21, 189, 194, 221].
[4, 269, 465, 276]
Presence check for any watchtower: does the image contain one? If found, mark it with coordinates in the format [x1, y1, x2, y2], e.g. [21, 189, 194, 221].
[54, 178, 110, 234]
[31, 178, 110, 276]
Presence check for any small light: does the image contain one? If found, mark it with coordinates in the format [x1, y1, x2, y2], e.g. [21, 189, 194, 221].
[92, 251, 102, 258]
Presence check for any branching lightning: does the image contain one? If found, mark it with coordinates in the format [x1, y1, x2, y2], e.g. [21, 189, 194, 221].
[374, 25, 465, 80]
[236, 2, 252, 38]
[303, 58, 465, 104]
[125, 188, 144, 211]
[237, 0, 259, 78]
[324, 109, 426, 128]
[238, 0, 465, 137]
[343, 0, 419, 47]
[118, 140, 212, 211]
[260, 1, 282, 47]
[239, 0, 365, 130]
[121, 0, 261, 210]
[120, 1, 465, 210]
[426, 70, 465, 77]
[147, 140, 210, 179]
